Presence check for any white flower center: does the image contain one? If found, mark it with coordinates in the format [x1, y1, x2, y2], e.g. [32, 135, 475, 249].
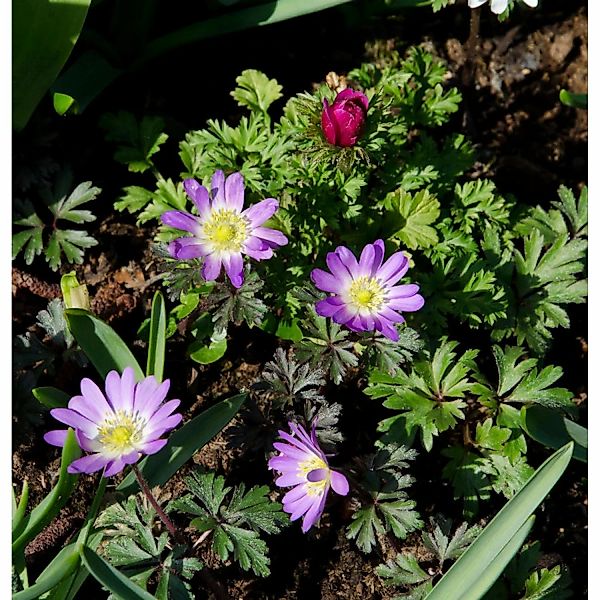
[202, 209, 248, 252]
[97, 411, 145, 454]
[298, 455, 330, 496]
[347, 276, 385, 311]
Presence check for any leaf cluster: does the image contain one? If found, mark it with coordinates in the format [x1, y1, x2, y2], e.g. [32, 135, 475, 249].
[13, 169, 100, 270]
[346, 444, 423, 553]
[96, 494, 202, 599]
[167, 470, 288, 577]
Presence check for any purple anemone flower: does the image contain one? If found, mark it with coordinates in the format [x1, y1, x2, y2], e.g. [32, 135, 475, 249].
[310, 239, 425, 341]
[161, 170, 288, 288]
[44, 367, 182, 477]
[268, 421, 349, 533]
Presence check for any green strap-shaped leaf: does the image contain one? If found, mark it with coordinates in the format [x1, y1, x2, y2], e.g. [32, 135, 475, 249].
[80, 545, 156, 600]
[117, 393, 246, 495]
[426, 443, 573, 600]
[12, 481, 29, 538]
[13, 543, 81, 600]
[454, 516, 536, 600]
[33, 386, 71, 409]
[65, 308, 144, 380]
[12, 0, 91, 130]
[524, 406, 587, 463]
[146, 291, 167, 381]
[12, 429, 81, 555]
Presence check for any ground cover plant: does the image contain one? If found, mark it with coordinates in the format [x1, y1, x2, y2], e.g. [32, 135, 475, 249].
[12, 0, 587, 598]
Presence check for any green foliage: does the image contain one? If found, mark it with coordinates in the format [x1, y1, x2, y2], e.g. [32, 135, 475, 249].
[376, 516, 479, 599]
[100, 111, 168, 173]
[168, 470, 288, 577]
[295, 307, 359, 385]
[96, 494, 202, 599]
[472, 345, 575, 414]
[381, 188, 441, 250]
[231, 69, 283, 115]
[346, 445, 422, 553]
[367, 340, 476, 450]
[491, 215, 587, 354]
[257, 347, 326, 407]
[359, 325, 424, 376]
[13, 170, 100, 270]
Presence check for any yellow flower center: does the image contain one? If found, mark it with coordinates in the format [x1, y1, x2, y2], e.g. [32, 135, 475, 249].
[202, 209, 248, 252]
[97, 411, 145, 454]
[348, 276, 384, 311]
[298, 455, 330, 496]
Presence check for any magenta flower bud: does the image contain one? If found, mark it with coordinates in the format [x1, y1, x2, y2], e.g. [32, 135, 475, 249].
[321, 88, 369, 147]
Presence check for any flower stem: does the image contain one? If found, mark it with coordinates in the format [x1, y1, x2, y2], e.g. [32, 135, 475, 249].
[462, 6, 481, 89]
[132, 464, 178, 539]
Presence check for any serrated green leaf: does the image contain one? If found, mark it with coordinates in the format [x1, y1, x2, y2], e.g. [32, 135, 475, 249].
[383, 188, 440, 249]
[231, 69, 283, 114]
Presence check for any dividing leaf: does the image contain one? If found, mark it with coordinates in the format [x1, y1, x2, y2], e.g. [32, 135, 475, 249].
[231, 69, 283, 114]
[382, 188, 440, 249]
[100, 111, 168, 173]
[168, 470, 287, 577]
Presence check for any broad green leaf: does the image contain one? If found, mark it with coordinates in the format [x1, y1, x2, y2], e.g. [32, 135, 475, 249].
[13, 543, 81, 600]
[80, 546, 156, 600]
[117, 393, 246, 495]
[13, 0, 91, 130]
[524, 406, 587, 462]
[32, 386, 70, 409]
[146, 291, 167, 381]
[428, 443, 573, 600]
[64, 309, 144, 380]
[559, 89, 587, 109]
[188, 338, 228, 364]
[51, 49, 122, 116]
[12, 429, 81, 554]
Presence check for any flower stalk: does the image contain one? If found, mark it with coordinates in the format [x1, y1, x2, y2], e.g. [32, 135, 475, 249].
[132, 464, 179, 539]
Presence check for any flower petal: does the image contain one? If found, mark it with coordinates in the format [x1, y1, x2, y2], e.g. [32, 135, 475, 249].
[387, 293, 425, 312]
[211, 170, 226, 209]
[315, 297, 346, 318]
[307, 468, 329, 482]
[311, 269, 345, 294]
[223, 253, 244, 288]
[183, 179, 210, 216]
[44, 429, 68, 447]
[301, 487, 328, 532]
[224, 172, 245, 212]
[330, 470, 350, 496]
[140, 439, 168, 455]
[377, 251, 409, 285]
[243, 199, 279, 227]
[50, 408, 97, 437]
[252, 226, 288, 248]
[168, 238, 210, 260]
[161, 210, 200, 234]
[67, 453, 110, 475]
[202, 254, 222, 281]
[104, 458, 127, 477]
